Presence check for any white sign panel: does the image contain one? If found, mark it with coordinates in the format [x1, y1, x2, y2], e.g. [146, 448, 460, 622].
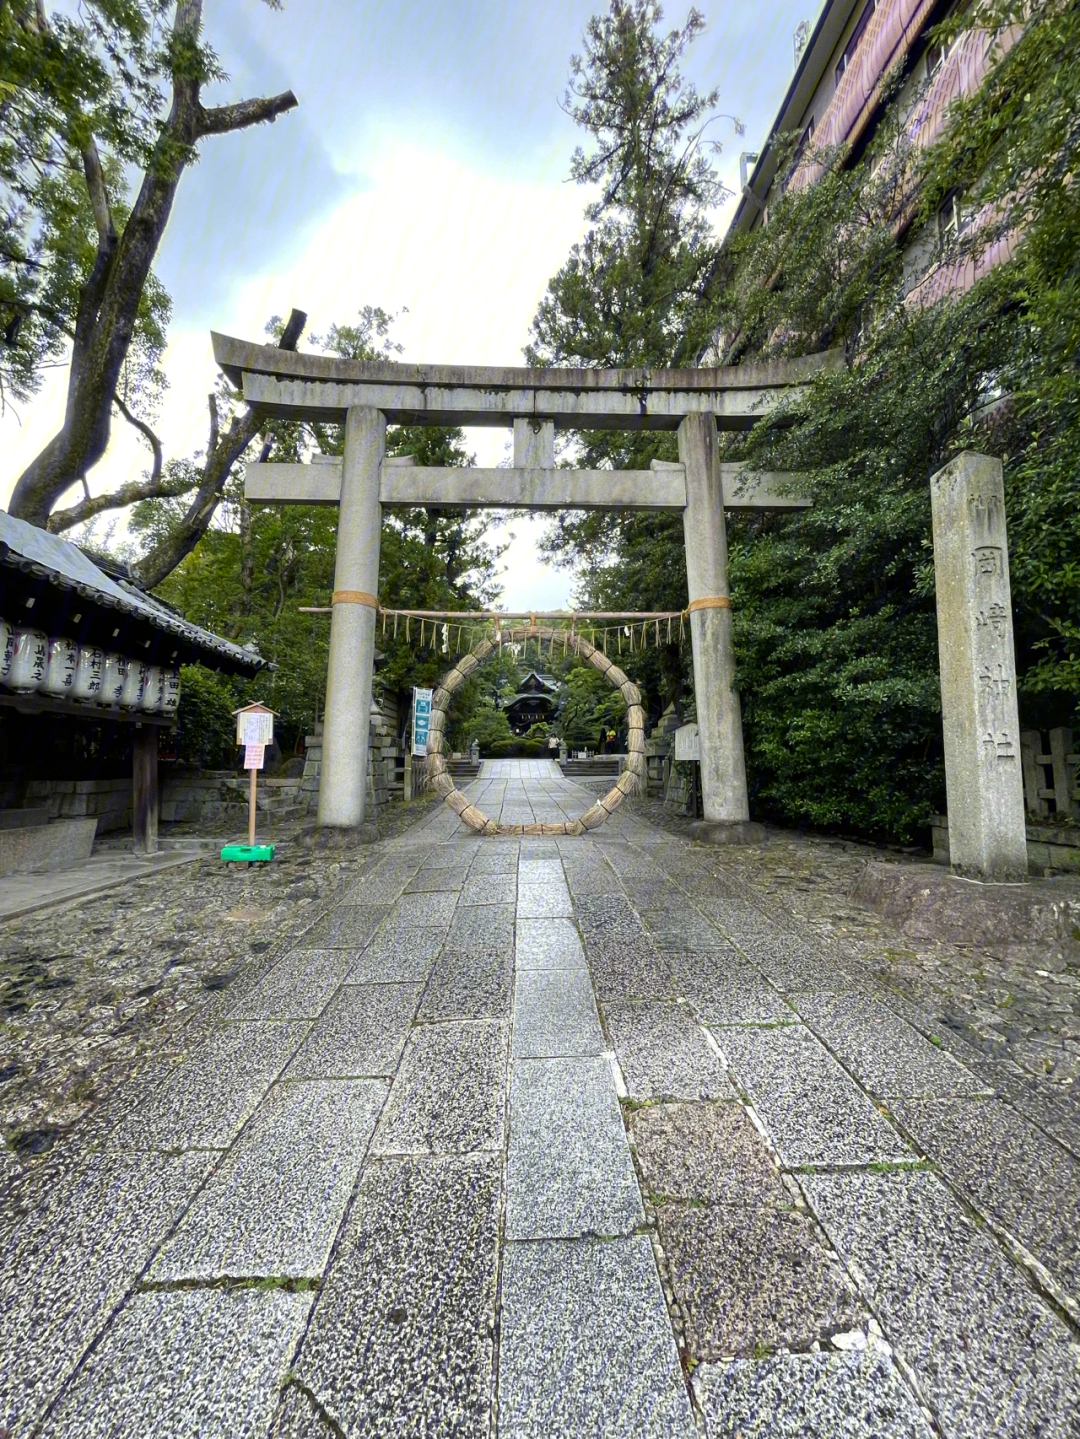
[674, 723, 700, 762]
[412, 687, 433, 757]
[238, 711, 274, 745]
[243, 743, 266, 770]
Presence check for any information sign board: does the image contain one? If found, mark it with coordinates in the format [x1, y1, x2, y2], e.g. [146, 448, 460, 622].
[243, 743, 266, 770]
[238, 710, 274, 745]
[674, 723, 700, 762]
[412, 687, 433, 757]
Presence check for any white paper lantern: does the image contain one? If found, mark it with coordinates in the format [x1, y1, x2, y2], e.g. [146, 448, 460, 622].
[40, 636, 80, 697]
[161, 666, 181, 715]
[8, 628, 48, 693]
[121, 657, 148, 709]
[0, 621, 12, 682]
[72, 645, 105, 703]
[101, 653, 128, 707]
[141, 665, 165, 712]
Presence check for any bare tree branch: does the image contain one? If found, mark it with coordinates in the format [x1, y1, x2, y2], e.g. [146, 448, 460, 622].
[81, 139, 116, 248]
[113, 391, 162, 484]
[197, 90, 298, 137]
[132, 307, 306, 589]
[46, 469, 193, 533]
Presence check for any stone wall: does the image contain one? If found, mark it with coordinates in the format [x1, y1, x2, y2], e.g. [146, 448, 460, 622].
[24, 777, 132, 833]
[299, 687, 406, 818]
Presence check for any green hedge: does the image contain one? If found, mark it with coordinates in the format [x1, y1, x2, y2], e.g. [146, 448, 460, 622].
[484, 738, 551, 758]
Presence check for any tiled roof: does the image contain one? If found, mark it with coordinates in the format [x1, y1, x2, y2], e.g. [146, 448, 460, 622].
[0, 509, 270, 675]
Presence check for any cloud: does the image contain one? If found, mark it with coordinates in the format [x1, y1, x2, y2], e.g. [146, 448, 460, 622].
[0, 138, 591, 605]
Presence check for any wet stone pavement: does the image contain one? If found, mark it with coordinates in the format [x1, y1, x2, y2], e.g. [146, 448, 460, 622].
[2, 760, 1079, 1437]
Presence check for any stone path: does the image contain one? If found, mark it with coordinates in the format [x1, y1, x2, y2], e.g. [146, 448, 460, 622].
[2, 762, 1078, 1437]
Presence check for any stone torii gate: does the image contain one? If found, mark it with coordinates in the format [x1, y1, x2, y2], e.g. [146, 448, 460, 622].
[213, 333, 838, 838]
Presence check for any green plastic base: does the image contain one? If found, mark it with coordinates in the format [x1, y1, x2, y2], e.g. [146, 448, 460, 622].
[220, 843, 275, 862]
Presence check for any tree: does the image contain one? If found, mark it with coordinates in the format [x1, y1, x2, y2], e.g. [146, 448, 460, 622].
[529, 1, 739, 722]
[2, 0, 296, 547]
[534, 0, 1080, 840]
[136, 307, 509, 747]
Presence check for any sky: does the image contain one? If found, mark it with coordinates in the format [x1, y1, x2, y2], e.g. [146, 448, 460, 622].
[1, 0, 810, 609]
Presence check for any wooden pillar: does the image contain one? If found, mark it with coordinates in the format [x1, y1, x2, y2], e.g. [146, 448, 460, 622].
[133, 724, 159, 855]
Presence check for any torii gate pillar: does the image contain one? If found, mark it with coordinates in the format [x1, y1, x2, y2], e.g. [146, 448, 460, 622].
[319, 406, 385, 829]
[679, 412, 756, 835]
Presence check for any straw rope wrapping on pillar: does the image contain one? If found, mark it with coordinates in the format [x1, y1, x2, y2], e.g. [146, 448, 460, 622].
[424, 625, 647, 837]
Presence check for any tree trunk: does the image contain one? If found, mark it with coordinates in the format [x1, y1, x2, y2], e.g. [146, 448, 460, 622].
[7, 0, 296, 531]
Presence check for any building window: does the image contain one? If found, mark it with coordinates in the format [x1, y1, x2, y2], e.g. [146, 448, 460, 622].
[925, 34, 953, 79]
[835, 0, 877, 85]
[937, 189, 968, 248]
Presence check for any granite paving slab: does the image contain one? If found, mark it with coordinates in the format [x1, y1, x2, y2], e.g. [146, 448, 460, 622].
[226, 948, 349, 1020]
[498, 1235, 697, 1439]
[39, 1287, 311, 1439]
[515, 918, 587, 971]
[469, 847, 520, 875]
[721, 1025, 912, 1167]
[267, 1385, 337, 1438]
[562, 866, 624, 896]
[516, 883, 573, 918]
[345, 928, 445, 983]
[372, 1021, 508, 1155]
[574, 893, 645, 943]
[150, 1079, 387, 1281]
[623, 877, 686, 909]
[602, 1000, 734, 1100]
[417, 947, 513, 1022]
[643, 910, 730, 951]
[404, 867, 468, 893]
[656, 1201, 863, 1359]
[518, 859, 565, 884]
[292, 1155, 500, 1439]
[734, 935, 858, 992]
[794, 994, 988, 1098]
[506, 1056, 644, 1239]
[342, 872, 413, 904]
[512, 970, 605, 1058]
[460, 873, 517, 906]
[803, 1169, 1080, 1439]
[446, 903, 516, 948]
[381, 891, 460, 928]
[890, 1095, 1080, 1303]
[629, 1102, 787, 1206]
[0, 1150, 213, 1435]
[108, 1021, 309, 1151]
[304, 904, 391, 949]
[692, 1347, 934, 1438]
[588, 940, 676, 1002]
[285, 984, 421, 1079]
[685, 963, 795, 1027]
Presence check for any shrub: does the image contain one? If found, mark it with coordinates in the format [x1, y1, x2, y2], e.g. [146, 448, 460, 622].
[175, 665, 238, 768]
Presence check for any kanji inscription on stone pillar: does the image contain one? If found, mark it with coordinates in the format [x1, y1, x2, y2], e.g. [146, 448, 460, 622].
[931, 453, 1027, 880]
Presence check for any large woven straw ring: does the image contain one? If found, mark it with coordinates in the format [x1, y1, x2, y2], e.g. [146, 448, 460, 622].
[424, 625, 646, 836]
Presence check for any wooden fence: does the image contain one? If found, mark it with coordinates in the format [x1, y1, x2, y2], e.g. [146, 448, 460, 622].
[1021, 728, 1079, 821]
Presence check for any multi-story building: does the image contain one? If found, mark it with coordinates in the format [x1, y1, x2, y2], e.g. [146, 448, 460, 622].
[727, 0, 1014, 303]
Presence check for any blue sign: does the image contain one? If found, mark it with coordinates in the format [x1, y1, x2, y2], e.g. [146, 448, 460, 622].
[412, 687, 433, 756]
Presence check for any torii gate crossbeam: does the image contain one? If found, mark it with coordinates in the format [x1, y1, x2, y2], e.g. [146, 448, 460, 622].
[212, 333, 838, 840]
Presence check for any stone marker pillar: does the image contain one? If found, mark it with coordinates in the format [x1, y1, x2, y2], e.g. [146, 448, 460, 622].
[931, 452, 1027, 880]
[319, 406, 385, 831]
[678, 412, 753, 833]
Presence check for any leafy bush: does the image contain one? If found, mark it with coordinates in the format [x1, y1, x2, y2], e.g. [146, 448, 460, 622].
[486, 738, 549, 758]
[175, 665, 238, 769]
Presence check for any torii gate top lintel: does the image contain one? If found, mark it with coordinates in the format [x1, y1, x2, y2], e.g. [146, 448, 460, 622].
[211, 331, 842, 431]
